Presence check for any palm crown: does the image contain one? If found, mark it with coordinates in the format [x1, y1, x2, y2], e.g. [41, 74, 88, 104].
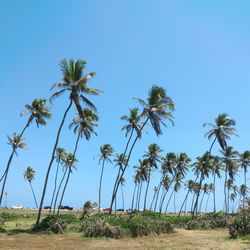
[24, 166, 35, 183]
[50, 59, 102, 119]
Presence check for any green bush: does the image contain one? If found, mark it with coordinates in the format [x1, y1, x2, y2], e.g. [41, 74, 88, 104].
[0, 212, 18, 220]
[185, 219, 210, 230]
[0, 216, 6, 233]
[80, 217, 122, 239]
[229, 212, 250, 238]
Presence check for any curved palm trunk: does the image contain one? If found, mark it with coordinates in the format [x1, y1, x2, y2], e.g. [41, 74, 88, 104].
[165, 188, 174, 213]
[137, 182, 143, 210]
[150, 189, 157, 211]
[159, 179, 174, 215]
[209, 137, 217, 155]
[29, 181, 38, 208]
[36, 99, 73, 224]
[53, 167, 68, 215]
[224, 166, 228, 215]
[121, 186, 124, 211]
[110, 128, 134, 212]
[243, 169, 247, 208]
[98, 160, 105, 214]
[110, 118, 150, 213]
[143, 170, 151, 212]
[131, 183, 137, 211]
[199, 191, 205, 213]
[49, 161, 60, 213]
[192, 175, 203, 219]
[56, 133, 80, 217]
[213, 174, 216, 212]
[179, 190, 190, 216]
[153, 176, 164, 213]
[205, 192, 211, 213]
[0, 150, 15, 205]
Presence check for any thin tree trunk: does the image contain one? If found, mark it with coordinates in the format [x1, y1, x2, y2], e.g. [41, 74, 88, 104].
[199, 191, 205, 213]
[121, 186, 124, 211]
[224, 166, 228, 215]
[56, 132, 80, 217]
[244, 170, 246, 208]
[98, 160, 105, 214]
[143, 169, 151, 212]
[192, 175, 203, 219]
[178, 190, 190, 216]
[49, 161, 60, 213]
[150, 188, 157, 211]
[29, 181, 38, 208]
[154, 176, 164, 213]
[165, 188, 174, 213]
[36, 99, 73, 224]
[131, 183, 137, 211]
[213, 173, 216, 212]
[109, 118, 150, 213]
[138, 182, 143, 210]
[0, 150, 15, 205]
[205, 192, 211, 213]
[209, 137, 217, 155]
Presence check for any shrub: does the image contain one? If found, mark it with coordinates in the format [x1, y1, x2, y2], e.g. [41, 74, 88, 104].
[0, 216, 6, 233]
[80, 217, 122, 239]
[229, 212, 250, 238]
[0, 212, 18, 220]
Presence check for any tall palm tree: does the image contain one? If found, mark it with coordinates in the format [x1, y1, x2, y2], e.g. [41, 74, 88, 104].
[205, 183, 214, 213]
[0, 134, 26, 205]
[98, 144, 114, 213]
[110, 85, 175, 212]
[210, 156, 222, 212]
[179, 180, 195, 215]
[0, 99, 50, 206]
[37, 59, 101, 224]
[220, 146, 239, 214]
[120, 176, 126, 211]
[143, 143, 163, 211]
[192, 152, 212, 218]
[204, 113, 237, 153]
[239, 151, 250, 208]
[24, 166, 38, 208]
[199, 183, 210, 213]
[56, 153, 77, 216]
[49, 147, 67, 212]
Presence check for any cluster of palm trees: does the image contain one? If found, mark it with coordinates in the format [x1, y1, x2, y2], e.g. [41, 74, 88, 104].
[1, 58, 249, 227]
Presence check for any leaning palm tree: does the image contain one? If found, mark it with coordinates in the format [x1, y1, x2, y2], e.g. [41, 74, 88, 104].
[239, 151, 250, 208]
[220, 146, 239, 214]
[0, 134, 26, 205]
[110, 85, 175, 213]
[49, 147, 67, 212]
[204, 113, 237, 153]
[143, 143, 163, 211]
[120, 177, 126, 211]
[0, 99, 50, 206]
[56, 153, 77, 216]
[37, 59, 101, 224]
[24, 166, 38, 208]
[98, 144, 114, 213]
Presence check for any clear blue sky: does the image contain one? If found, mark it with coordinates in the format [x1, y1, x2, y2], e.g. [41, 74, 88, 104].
[0, 0, 250, 210]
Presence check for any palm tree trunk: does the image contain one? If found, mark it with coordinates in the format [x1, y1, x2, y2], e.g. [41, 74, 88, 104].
[154, 176, 164, 213]
[224, 166, 228, 215]
[0, 150, 15, 205]
[178, 190, 190, 216]
[244, 170, 246, 208]
[52, 167, 67, 215]
[56, 132, 80, 217]
[205, 192, 211, 213]
[29, 181, 38, 208]
[213, 174, 216, 212]
[150, 188, 157, 211]
[143, 169, 151, 212]
[49, 161, 60, 213]
[209, 137, 217, 155]
[138, 182, 143, 210]
[121, 186, 124, 211]
[165, 188, 174, 213]
[192, 175, 203, 219]
[131, 183, 137, 211]
[199, 191, 205, 213]
[110, 117, 150, 213]
[36, 99, 73, 224]
[98, 160, 105, 214]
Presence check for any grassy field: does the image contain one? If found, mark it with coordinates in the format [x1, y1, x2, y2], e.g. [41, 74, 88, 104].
[0, 210, 250, 249]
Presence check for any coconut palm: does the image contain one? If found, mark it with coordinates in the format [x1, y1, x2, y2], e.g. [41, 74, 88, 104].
[199, 183, 210, 213]
[192, 152, 213, 217]
[205, 183, 214, 213]
[24, 166, 38, 208]
[110, 85, 175, 212]
[98, 144, 114, 213]
[49, 147, 67, 212]
[143, 143, 163, 211]
[204, 113, 237, 153]
[37, 59, 101, 224]
[220, 146, 238, 214]
[56, 153, 78, 216]
[0, 134, 26, 205]
[239, 151, 250, 208]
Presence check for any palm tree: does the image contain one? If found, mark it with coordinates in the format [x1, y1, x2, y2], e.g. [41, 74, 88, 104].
[239, 151, 250, 208]
[56, 153, 77, 216]
[210, 156, 222, 212]
[205, 183, 214, 213]
[120, 177, 126, 211]
[143, 143, 163, 211]
[0, 134, 26, 205]
[192, 152, 212, 218]
[204, 113, 237, 153]
[110, 85, 175, 212]
[179, 180, 195, 215]
[0, 99, 50, 206]
[37, 59, 101, 224]
[199, 183, 210, 213]
[98, 144, 114, 213]
[220, 146, 238, 214]
[24, 166, 38, 208]
[49, 147, 67, 212]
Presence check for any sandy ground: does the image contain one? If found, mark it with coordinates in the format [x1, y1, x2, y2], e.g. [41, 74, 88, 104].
[0, 228, 250, 250]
